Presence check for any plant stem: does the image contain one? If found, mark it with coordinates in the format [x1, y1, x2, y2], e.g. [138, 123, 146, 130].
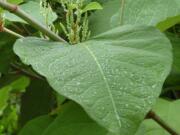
[11, 23, 24, 34]
[10, 63, 45, 80]
[0, 0, 67, 43]
[3, 27, 24, 38]
[147, 110, 180, 135]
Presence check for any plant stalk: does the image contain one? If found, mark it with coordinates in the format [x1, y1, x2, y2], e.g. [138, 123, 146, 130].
[10, 63, 45, 80]
[3, 27, 24, 38]
[147, 110, 180, 135]
[0, 0, 67, 43]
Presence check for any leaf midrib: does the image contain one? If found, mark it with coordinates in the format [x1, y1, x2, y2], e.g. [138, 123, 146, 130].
[83, 45, 122, 130]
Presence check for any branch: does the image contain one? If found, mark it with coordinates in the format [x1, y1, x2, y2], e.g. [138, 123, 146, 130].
[0, 0, 67, 43]
[10, 63, 45, 81]
[2, 27, 24, 38]
[146, 110, 180, 135]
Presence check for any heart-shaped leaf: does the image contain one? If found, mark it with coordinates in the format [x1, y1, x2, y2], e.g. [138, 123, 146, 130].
[90, 0, 180, 35]
[14, 25, 172, 134]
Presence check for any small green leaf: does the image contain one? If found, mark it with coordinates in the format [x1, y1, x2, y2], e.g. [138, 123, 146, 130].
[0, 8, 3, 14]
[7, 0, 23, 4]
[0, 86, 11, 115]
[157, 15, 180, 32]
[10, 76, 30, 92]
[0, 0, 22, 13]
[82, 2, 103, 13]
[0, 76, 29, 115]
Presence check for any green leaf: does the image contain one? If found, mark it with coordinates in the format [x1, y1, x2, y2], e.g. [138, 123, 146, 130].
[0, 86, 11, 115]
[14, 25, 172, 134]
[19, 115, 54, 135]
[0, 0, 23, 14]
[43, 102, 107, 135]
[92, 0, 110, 4]
[82, 2, 103, 13]
[136, 99, 180, 135]
[0, 76, 29, 115]
[7, 0, 23, 4]
[56, 94, 66, 105]
[157, 15, 180, 32]
[0, 8, 3, 14]
[90, 0, 180, 36]
[10, 76, 30, 92]
[4, 1, 57, 25]
[0, 105, 19, 134]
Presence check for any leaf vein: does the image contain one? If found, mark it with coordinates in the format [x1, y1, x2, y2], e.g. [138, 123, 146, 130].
[84, 45, 122, 129]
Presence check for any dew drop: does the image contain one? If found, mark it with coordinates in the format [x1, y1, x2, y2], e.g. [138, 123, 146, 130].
[152, 84, 156, 88]
[125, 104, 129, 107]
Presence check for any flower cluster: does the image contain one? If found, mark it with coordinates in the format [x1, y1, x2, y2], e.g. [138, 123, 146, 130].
[40, 0, 58, 38]
[60, 0, 91, 44]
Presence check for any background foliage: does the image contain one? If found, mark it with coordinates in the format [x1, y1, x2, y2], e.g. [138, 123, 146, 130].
[0, 0, 180, 135]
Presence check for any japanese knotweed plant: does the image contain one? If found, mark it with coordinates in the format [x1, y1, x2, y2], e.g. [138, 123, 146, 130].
[40, 0, 58, 38]
[59, 0, 102, 44]
[39, 0, 102, 44]
[0, 0, 180, 135]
